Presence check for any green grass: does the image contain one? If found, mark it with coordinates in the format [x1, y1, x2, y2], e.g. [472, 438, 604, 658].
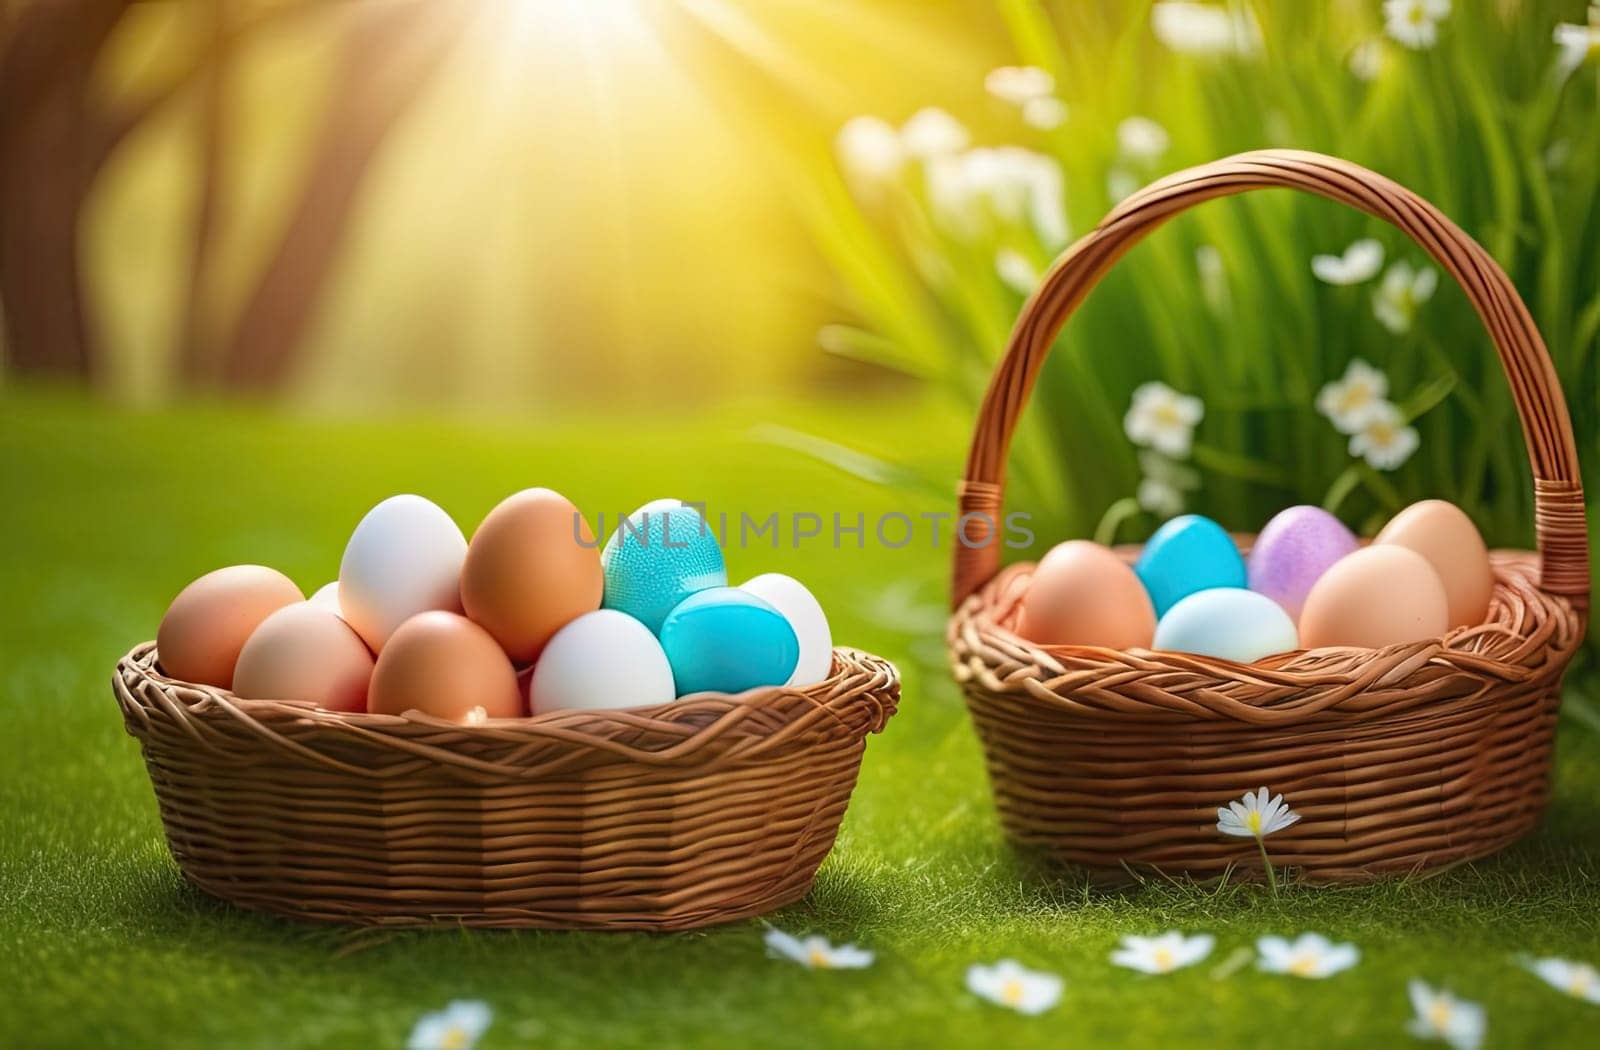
[3, 388, 1598, 1049]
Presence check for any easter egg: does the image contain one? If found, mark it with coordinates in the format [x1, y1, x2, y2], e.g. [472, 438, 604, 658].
[460, 488, 604, 664]
[601, 500, 726, 633]
[338, 495, 466, 652]
[1374, 499, 1493, 628]
[739, 573, 833, 685]
[1018, 540, 1156, 649]
[233, 602, 374, 713]
[1153, 588, 1299, 663]
[1247, 505, 1359, 620]
[658, 587, 799, 696]
[529, 610, 676, 714]
[157, 565, 304, 688]
[368, 611, 523, 722]
[1134, 514, 1247, 618]
[1299, 546, 1449, 649]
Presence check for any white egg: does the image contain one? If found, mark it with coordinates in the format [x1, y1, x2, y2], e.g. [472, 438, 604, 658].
[1153, 587, 1299, 663]
[529, 609, 676, 713]
[338, 495, 466, 652]
[309, 581, 342, 615]
[738, 573, 833, 686]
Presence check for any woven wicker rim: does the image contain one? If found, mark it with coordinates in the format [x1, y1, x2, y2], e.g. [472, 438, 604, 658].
[117, 642, 898, 783]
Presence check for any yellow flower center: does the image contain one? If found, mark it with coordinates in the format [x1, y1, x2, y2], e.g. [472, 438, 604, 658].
[1246, 811, 1263, 835]
[1153, 403, 1183, 427]
[1570, 967, 1594, 996]
[1336, 385, 1373, 414]
[808, 947, 832, 969]
[1001, 979, 1025, 1006]
[1428, 1001, 1453, 1030]
[1366, 420, 1398, 446]
[440, 1027, 468, 1050]
[1289, 955, 1318, 977]
[1408, 3, 1427, 26]
[1154, 946, 1175, 972]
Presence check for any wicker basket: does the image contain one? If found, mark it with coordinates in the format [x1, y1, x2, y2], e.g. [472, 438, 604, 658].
[115, 643, 897, 928]
[948, 150, 1589, 883]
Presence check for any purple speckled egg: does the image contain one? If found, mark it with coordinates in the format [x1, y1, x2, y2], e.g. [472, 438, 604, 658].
[1247, 506, 1359, 621]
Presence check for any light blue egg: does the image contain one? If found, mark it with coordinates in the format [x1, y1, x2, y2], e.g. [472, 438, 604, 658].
[1134, 514, 1246, 617]
[602, 502, 727, 633]
[1153, 587, 1298, 663]
[659, 588, 799, 696]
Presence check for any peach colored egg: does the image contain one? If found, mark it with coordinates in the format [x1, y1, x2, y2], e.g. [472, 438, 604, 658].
[1018, 540, 1157, 649]
[1374, 499, 1494, 628]
[368, 611, 523, 722]
[459, 488, 603, 664]
[157, 565, 304, 688]
[1299, 545, 1449, 649]
[233, 603, 373, 713]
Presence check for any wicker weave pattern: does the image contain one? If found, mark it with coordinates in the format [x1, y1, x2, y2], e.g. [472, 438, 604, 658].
[116, 644, 897, 928]
[948, 150, 1589, 882]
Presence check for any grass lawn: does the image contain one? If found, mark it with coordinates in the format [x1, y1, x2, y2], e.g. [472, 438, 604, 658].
[2, 388, 1597, 1049]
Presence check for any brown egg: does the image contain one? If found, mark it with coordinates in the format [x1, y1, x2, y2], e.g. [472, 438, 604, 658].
[157, 565, 304, 688]
[459, 488, 603, 663]
[1018, 540, 1157, 649]
[1299, 545, 1449, 649]
[233, 603, 374, 713]
[368, 611, 523, 721]
[1374, 499, 1494, 628]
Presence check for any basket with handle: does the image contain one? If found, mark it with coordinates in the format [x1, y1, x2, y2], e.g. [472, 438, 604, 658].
[948, 149, 1588, 882]
[114, 639, 897, 929]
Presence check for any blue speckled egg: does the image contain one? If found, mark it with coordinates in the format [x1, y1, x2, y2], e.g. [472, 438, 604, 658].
[601, 501, 727, 633]
[1134, 514, 1246, 617]
[659, 587, 799, 696]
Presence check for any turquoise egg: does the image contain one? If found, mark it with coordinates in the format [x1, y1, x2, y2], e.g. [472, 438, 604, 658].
[659, 587, 799, 696]
[602, 502, 727, 633]
[1134, 514, 1246, 617]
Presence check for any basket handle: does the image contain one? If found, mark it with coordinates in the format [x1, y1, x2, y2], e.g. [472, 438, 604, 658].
[952, 149, 1589, 610]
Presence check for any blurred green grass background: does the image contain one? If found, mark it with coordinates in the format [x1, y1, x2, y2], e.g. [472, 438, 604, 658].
[2, 389, 1599, 1049]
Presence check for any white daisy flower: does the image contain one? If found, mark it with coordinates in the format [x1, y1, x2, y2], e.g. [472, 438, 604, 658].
[1117, 116, 1171, 162]
[995, 249, 1041, 295]
[1555, 6, 1600, 77]
[1348, 39, 1388, 81]
[1111, 932, 1215, 975]
[985, 65, 1055, 104]
[1217, 787, 1300, 839]
[967, 960, 1063, 1015]
[1348, 401, 1420, 471]
[1151, 2, 1263, 57]
[1406, 980, 1486, 1050]
[1524, 956, 1600, 1004]
[900, 107, 969, 160]
[1022, 96, 1069, 130]
[1316, 358, 1391, 433]
[835, 116, 905, 186]
[407, 1001, 493, 1050]
[926, 147, 1068, 248]
[1257, 933, 1361, 979]
[1107, 166, 1140, 204]
[1137, 450, 1199, 518]
[1373, 260, 1439, 334]
[1384, 0, 1450, 51]
[764, 929, 875, 970]
[1311, 239, 1385, 285]
[1124, 381, 1204, 458]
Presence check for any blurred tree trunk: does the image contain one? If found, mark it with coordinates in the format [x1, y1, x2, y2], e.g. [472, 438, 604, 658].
[0, 0, 131, 379]
[176, 0, 231, 384]
[219, 0, 474, 389]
